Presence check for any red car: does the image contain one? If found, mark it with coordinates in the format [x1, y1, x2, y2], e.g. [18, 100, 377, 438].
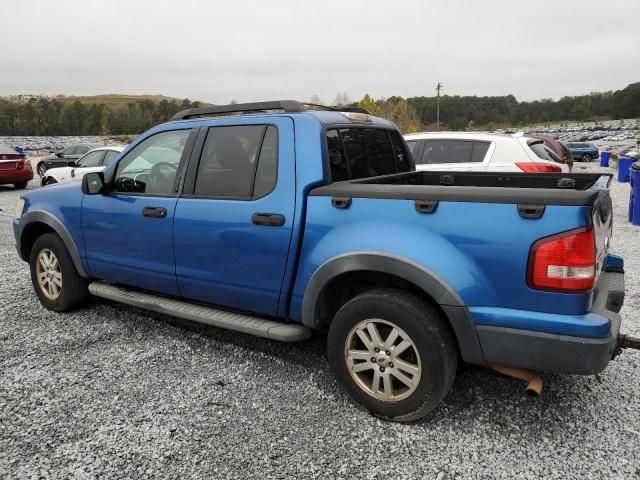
[525, 134, 573, 168]
[0, 145, 33, 189]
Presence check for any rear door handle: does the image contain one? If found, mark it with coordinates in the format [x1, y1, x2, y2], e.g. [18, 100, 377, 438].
[142, 206, 167, 218]
[252, 213, 285, 227]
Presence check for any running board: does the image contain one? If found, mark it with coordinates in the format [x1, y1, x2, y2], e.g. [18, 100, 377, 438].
[88, 282, 311, 342]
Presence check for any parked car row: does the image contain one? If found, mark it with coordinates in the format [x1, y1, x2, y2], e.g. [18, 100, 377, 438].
[41, 146, 125, 186]
[36, 143, 106, 177]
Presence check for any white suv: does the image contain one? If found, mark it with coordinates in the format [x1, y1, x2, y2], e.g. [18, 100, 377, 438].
[404, 132, 569, 173]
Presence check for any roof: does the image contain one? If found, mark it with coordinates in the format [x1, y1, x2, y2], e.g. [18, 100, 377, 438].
[403, 131, 532, 144]
[164, 100, 395, 128]
[87, 145, 125, 153]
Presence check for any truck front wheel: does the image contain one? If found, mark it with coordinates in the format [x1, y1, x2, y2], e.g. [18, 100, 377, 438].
[327, 288, 457, 422]
[29, 233, 89, 312]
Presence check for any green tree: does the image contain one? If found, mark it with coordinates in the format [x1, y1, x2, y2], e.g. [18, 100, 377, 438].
[358, 94, 382, 116]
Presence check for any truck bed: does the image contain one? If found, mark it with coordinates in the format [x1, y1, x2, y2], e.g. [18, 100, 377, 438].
[310, 171, 611, 206]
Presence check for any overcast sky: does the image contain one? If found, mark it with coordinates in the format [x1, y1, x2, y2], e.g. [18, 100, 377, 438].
[1, 0, 639, 104]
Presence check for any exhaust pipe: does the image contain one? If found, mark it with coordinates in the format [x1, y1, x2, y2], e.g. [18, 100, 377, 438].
[489, 365, 543, 396]
[618, 334, 640, 350]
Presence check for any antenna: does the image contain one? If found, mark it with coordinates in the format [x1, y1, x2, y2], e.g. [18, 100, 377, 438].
[436, 82, 443, 131]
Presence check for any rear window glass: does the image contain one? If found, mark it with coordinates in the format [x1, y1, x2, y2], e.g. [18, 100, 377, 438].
[326, 127, 410, 182]
[418, 140, 489, 164]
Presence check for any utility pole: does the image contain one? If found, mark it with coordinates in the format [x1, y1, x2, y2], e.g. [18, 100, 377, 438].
[436, 82, 443, 131]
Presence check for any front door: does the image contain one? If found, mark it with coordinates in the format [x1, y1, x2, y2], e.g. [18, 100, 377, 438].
[173, 118, 295, 316]
[82, 128, 195, 295]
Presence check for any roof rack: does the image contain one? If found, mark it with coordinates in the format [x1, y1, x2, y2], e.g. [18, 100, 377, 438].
[171, 100, 371, 121]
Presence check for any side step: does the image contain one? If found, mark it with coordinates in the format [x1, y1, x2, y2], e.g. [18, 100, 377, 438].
[88, 282, 311, 342]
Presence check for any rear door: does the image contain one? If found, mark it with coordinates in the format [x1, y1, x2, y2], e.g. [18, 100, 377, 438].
[82, 128, 195, 295]
[415, 139, 492, 171]
[173, 117, 295, 316]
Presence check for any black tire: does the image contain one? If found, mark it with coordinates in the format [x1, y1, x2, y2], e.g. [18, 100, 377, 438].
[29, 233, 89, 312]
[42, 177, 58, 186]
[582, 154, 591, 162]
[13, 181, 28, 189]
[37, 162, 47, 177]
[327, 288, 457, 422]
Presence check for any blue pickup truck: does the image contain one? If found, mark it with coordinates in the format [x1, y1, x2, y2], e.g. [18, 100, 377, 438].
[13, 101, 636, 422]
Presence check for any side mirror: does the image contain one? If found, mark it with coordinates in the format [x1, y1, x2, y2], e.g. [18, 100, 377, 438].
[68, 161, 76, 167]
[56, 151, 64, 158]
[82, 172, 106, 195]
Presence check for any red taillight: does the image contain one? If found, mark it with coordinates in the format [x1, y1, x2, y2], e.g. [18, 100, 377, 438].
[516, 162, 562, 173]
[528, 226, 596, 292]
[16, 157, 24, 170]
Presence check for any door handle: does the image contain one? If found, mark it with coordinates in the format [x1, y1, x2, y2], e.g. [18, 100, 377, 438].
[142, 206, 167, 218]
[252, 213, 285, 227]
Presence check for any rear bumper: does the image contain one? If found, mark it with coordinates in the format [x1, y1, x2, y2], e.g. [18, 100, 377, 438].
[474, 267, 624, 374]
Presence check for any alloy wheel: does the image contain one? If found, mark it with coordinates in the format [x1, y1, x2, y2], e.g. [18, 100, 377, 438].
[344, 319, 422, 402]
[36, 249, 62, 300]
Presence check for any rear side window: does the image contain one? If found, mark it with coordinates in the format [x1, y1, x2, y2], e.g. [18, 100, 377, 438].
[418, 140, 489, 164]
[194, 125, 278, 198]
[326, 127, 410, 182]
[406, 140, 418, 153]
[528, 141, 562, 163]
[76, 150, 104, 167]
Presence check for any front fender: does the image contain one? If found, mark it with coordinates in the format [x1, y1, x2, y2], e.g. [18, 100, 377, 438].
[16, 210, 88, 277]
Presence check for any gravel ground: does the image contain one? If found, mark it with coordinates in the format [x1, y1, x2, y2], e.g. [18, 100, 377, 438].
[1, 165, 639, 480]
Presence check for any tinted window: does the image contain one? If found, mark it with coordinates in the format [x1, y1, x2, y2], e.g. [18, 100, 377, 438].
[418, 140, 489, 164]
[77, 145, 91, 154]
[529, 142, 562, 163]
[113, 129, 190, 195]
[470, 142, 490, 162]
[76, 150, 104, 167]
[194, 125, 264, 198]
[326, 127, 410, 181]
[406, 140, 418, 153]
[102, 150, 120, 165]
[60, 146, 75, 155]
[253, 126, 278, 198]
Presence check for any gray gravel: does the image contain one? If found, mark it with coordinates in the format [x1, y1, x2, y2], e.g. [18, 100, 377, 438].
[1, 165, 639, 479]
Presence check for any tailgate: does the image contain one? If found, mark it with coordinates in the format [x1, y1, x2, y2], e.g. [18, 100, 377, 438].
[592, 189, 613, 277]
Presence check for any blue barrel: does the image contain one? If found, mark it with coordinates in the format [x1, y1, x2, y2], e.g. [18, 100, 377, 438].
[600, 151, 611, 167]
[630, 162, 640, 226]
[618, 157, 634, 182]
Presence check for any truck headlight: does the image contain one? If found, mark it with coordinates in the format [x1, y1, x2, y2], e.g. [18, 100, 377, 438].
[15, 198, 25, 220]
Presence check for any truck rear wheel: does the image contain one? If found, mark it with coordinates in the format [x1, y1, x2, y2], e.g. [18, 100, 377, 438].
[327, 288, 457, 422]
[29, 233, 89, 312]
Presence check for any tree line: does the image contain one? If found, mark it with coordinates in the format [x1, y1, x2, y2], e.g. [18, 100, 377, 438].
[0, 97, 201, 136]
[1, 82, 638, 136]
[354, 82, 640, 132]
